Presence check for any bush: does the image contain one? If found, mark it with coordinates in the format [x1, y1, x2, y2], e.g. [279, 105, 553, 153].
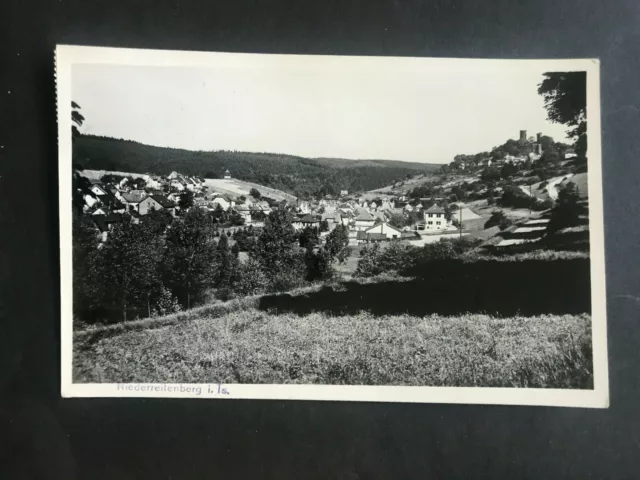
[233, 258, 269, 297]
[151, 286, 182, 317]
[378, 242, 415, 273]
[354, 243, 383, 278]
[485, 210, 513, 231]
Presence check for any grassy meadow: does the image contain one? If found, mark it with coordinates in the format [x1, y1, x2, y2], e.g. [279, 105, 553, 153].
[74, 295, 593, 388]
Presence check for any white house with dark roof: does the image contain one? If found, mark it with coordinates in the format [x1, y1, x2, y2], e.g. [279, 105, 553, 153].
[117, 191, 147, 212]
[364, 222, 402, 240]
[138, 194, 177, 216]
[354, 208, 375, 232]
[423, 204, 450, 231]
[211, 196, 233, 211]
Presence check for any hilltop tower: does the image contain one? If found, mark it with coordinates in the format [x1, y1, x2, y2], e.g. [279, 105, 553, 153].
[224, 169, 231, 179]
[519, 130, 527, 141]
[536, 132, 542, 142]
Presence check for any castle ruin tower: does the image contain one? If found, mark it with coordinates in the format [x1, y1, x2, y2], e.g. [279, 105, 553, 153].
[519, 130, 527, 141]
[536, 132, 542, 142]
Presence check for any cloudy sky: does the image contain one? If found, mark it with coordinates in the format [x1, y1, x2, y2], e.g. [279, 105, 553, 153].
[72, 58, 570, 164]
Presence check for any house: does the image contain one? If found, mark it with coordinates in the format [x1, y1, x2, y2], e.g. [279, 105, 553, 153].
[92, 213, 124, 242]
[97, 192, 126, 213]
[423, 204, 450, 231]
[339, 210, 354, 227]
[564, 148, 578, 159]
[321, 211, 344, 232]
[340, 190, 348, 196]
[90, 184, 109, 197]
[293, 214, 320, 231]
[255, 200, 272, 215]
[141, 174, 162, 190]
[381, 199, 395, 211]
[354, 209, 375, 232]
[170, 178, 186, 191]
[138, 194, 177, 216]
[224, 169, 231, 179]
[83, 193, 100, 210]
[364, 222, 402, 240]
[119, 192, 147, 212]
[297, 200, 311, 214]
[235, 205, 252, 223]
[211, 197, 233, 211]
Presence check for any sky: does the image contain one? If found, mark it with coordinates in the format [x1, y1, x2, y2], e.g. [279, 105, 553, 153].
[72, 59, 570, 164]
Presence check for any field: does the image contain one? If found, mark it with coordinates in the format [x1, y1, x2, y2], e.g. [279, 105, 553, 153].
[74, 301, 592, 388]
[203, 178, 296, 202]
[80, 169, 149, 181]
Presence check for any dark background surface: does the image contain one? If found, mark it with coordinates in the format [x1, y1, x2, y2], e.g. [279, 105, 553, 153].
[1, 0, 639, 478]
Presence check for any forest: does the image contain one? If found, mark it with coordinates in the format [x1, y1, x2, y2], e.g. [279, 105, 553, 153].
[73, 134, 440, 197]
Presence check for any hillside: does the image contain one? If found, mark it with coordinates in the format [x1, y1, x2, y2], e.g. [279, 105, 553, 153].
[73, 135, 439, 196]
[203, 178, 296, 202]
[314, 157, 441, 171]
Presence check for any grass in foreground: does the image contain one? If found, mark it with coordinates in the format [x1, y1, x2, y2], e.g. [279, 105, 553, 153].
[74, 308, 593, 389]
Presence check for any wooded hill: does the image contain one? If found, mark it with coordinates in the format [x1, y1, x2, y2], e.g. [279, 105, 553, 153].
[73, 135, 440, 197]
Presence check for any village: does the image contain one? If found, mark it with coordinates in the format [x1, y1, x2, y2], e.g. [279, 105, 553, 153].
[78, 128, 587, 257]
[79, 167, 464, 246]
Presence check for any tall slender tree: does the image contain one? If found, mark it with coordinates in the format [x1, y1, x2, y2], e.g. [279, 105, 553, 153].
[538, 72, 587, 156]
[163, 208, 218, 309]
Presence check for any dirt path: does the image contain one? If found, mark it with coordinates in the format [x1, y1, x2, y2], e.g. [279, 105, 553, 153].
[547, 174, 574, 200]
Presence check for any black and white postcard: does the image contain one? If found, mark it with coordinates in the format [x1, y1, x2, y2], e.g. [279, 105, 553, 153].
[57, 46, 607, 407]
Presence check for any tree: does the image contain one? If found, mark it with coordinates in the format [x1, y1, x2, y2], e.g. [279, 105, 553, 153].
[131, 177, 147, 190]
[231, 243, 240, 258]
[178, 191, 194, 211]
[481, 167, 501, 183]
[250, 188, 262, 199]
[319, 220, 330, 233]
[253, 210, 305, 290]
[252, 210, 267, 222]
[538, 72, 587, 156]
[142, 208, 174, 235]
[548, 182, 582, 232]
[354, 243, 383, 278]
[500, 162, 519, 179]
[71, 102, 93, 213]
[163, 208, 218, 309]
[325, 224, 351, 264]
[298, 226, 319, 249]
[71, 101, 85, 140]
[72, 213, 100, 322]
[378, 242, 414, 273]
[484, 210, 513, 231]
[304, 246, 334, 281]
[94, 220, 164, 321]
[232, 257, 268, 297]
[214, 233, 238, 298]
[538, 147, 562, 165]
[388, 213, 408, 229]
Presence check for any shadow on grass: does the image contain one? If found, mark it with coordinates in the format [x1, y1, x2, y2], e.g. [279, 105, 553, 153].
[259, 258, 591, 318]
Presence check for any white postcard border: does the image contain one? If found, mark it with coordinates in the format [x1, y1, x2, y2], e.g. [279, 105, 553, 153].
[57, 45, 608, 408]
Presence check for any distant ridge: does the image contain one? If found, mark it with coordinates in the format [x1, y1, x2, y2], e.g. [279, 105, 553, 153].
[73, 135, 440, 196]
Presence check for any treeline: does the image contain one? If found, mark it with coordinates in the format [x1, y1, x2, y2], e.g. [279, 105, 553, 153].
[73, 134, 437, 197]
[73, 208, 351, 325]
